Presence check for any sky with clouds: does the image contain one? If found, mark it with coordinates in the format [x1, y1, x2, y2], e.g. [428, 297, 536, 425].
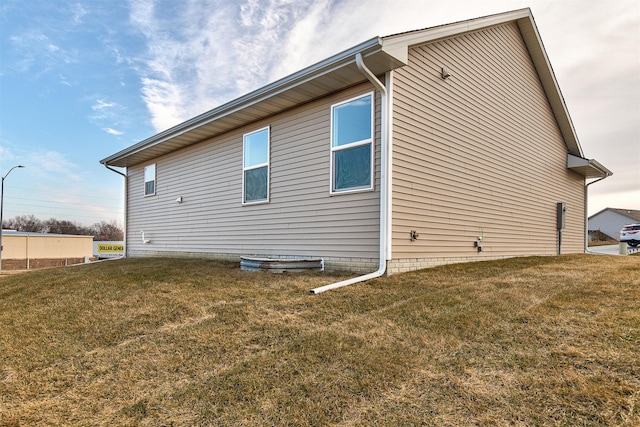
[0, 0, 638, 228]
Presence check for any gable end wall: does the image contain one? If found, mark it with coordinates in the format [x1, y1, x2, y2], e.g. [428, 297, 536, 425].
[389, 22, 585, 272]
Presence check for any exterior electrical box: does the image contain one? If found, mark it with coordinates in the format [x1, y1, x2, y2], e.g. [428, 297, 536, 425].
[557, 202, 566, 231]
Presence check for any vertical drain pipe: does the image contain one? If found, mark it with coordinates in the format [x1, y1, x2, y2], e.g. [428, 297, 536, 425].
[310, 52, 390, 294]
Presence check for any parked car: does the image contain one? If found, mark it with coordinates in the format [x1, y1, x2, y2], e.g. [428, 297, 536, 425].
[620, 224, 640, 247]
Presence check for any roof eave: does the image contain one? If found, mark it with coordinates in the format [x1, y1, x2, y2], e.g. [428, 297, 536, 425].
[589, 208, 640, 222]
[101, 8, 591, 168]
[100, 36, 407, 168]
[567, 154, 613, 179]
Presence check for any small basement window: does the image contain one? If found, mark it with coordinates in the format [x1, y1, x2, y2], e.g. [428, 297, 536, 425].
[243, 127, 270, 204]
[330, 93, 374, 193]
[144, 164, 156, 196]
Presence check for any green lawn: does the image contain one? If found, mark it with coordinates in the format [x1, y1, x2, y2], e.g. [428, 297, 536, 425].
[1, 255, 639, 426]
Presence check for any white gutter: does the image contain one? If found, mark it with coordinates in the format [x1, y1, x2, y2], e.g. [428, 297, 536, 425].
[310, 52, 391, 294]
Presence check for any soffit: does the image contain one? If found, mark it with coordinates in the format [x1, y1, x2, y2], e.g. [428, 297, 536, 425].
[567, 154, 613, 179]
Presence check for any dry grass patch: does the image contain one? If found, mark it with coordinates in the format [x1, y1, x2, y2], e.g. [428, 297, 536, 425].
[0, 255, 638, 426]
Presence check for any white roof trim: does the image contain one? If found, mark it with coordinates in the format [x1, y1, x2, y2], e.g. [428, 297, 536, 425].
[381, 8, 531, 61]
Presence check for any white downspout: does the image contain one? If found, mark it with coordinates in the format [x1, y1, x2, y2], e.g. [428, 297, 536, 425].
[310, 52, 391, 294]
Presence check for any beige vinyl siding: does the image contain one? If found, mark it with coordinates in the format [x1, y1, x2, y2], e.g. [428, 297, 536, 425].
[126, 83, 381, 262]
[391, 22, 585, 260]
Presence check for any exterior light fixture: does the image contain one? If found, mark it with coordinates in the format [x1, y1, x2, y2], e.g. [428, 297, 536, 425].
[441, 68, 451, 79]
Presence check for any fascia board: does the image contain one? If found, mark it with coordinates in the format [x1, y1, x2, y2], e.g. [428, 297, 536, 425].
[588, 158, 613, 177]
[381, 8, 531, 60]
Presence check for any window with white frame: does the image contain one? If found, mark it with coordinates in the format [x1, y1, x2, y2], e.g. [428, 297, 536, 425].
[330, 93, 373, 193]
[144, 164, 156, 196]
[243, 127, 270, 203]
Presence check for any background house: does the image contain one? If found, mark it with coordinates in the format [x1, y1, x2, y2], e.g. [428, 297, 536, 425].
[101, 9, 610, 274]
[588, 208, 640, 241]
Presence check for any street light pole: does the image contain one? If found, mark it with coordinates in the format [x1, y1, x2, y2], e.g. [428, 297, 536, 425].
[0, 165, 25, 273]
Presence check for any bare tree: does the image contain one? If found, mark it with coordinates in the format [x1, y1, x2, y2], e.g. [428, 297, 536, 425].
[91, 220, 124, 241]
[44, 218, 92, 235]
[2, 215, 46, 232]
[2, 215, 123, 241]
